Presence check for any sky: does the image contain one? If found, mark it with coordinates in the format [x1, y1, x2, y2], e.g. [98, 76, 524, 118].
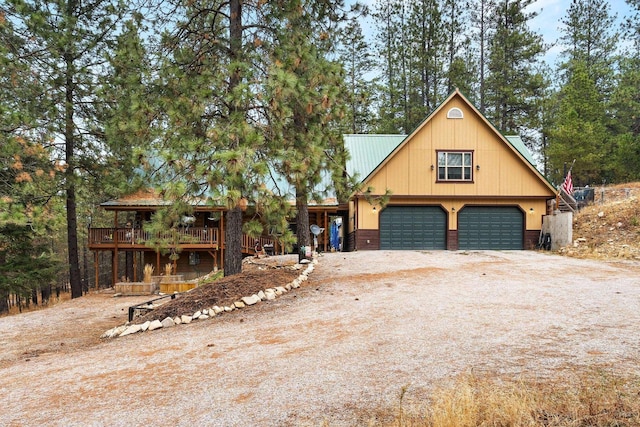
[355, 0, 635, 68]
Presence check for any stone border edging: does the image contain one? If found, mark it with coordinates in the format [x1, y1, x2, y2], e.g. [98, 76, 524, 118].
[101, 258, 318, 339]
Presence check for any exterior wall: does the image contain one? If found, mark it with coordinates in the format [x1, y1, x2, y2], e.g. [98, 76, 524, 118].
[447, 230, 459, 250]
[542, 212, 573, 250]
[355, 197, 548, 232]
[143, 250, 219, 279]
[365, 96, 553, 199]
[524, 230, 542, 250]
[355, 229, 380, 250]
[349, 196, 548, 251]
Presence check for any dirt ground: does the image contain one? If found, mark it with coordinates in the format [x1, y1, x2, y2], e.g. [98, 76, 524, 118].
[2, 250, 640, 426]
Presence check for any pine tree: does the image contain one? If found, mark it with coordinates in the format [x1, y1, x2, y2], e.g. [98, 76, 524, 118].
[547, 60, 609, 184]
[337, 17, 376, 134]
[144, 1, 291, 276]
[608, 0, 640, 181]
[4, 0, 133, 298]
[559, 0, 619, 98]
[373, 0, 405, 133]
[96, 18, 154, 198]
[484, 0, 546, 136]
[469, 0, 496, 113]
[548, 0, 620, 184]
[442, 0, 472, 94]
[1, 3, 69, 306]
[265, 0, 351, 251]
[405, 0, 448, 121]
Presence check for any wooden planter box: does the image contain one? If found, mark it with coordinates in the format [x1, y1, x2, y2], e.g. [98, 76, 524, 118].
[153, 275, 185, 284]
[159, 282, 197, 294]
[114, 282, 157, 295]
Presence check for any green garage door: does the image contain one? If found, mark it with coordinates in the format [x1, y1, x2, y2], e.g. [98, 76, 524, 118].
[458, 206, 523, 250]
[380, 206, 447, 250]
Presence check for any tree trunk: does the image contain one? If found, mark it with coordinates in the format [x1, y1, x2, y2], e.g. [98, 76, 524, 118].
[0, 292, 8, 315]
[65, 0, 82, 299]
[224, 206, 243, 277]
[41, 284, 51, 305]
[222, 0, 244, 278]
[67, 185, 82, 298]
[296, 188, 311, 250]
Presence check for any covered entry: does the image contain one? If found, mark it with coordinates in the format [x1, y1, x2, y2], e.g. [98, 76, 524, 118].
[458, 206, 524, 250]
[380, 206, 447, 250]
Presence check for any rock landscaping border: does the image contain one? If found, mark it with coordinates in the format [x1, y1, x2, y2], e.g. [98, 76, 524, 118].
[101, 258, 317, 339]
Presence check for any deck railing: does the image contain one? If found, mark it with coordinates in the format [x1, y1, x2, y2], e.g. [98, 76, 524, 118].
[88, 227, 219, 247]
[89, 227, 275, 253]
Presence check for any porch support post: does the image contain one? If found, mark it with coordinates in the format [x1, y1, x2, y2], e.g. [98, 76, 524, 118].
[220, 211, 224, 271]
[94, 251, 99, 290]
[133, 251, 138, 282]
[113, 211, 119, 285]
[324, 211, 328, 251]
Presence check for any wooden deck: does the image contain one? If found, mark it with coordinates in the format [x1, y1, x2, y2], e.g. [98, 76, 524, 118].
[88, 227, 274, 254]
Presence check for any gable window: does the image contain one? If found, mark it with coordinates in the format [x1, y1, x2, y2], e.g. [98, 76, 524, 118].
[437, 151, 473, 181]
[447, 107, 464, 119]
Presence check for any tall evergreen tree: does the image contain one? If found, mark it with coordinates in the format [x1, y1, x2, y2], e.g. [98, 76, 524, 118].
[407, 0, 447, 119]
[337, 17, 376, 134]
[547, 60, 609, 184]
[95, 18, 153, 198]
[442, 0, 471, 94]
[140, 0, 271, 276]
[547, 0, 620, 184]
[4, 0, 131, 298]
[265, 0, 351, 252]
[469, 0, 496, 113]
[608, 0, 640, 181]
[0, 13, 64, 309]
[373, 0, 405, 133]
[484, 0, 546, 137]
[559, 0, 619, 97]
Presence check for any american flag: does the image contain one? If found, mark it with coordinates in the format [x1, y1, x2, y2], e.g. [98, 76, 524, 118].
[561, 170, 573, 194]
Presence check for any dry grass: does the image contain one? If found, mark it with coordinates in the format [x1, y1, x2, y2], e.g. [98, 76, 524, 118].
[561, 183, 640, 260]
[2, 291, 71, 317]
[374, 370, 640, 427]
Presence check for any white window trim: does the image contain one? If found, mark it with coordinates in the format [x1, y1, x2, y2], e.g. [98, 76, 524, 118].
[437, 151, 474, 182]
[447, 107, 464, 119]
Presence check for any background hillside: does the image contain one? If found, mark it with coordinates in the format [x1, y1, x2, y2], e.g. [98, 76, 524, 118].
[560, 183, 640, 260]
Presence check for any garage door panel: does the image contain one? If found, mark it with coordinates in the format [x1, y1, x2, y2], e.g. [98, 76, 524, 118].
[380, 206, 446, 250]
[458, 206, 523, 250]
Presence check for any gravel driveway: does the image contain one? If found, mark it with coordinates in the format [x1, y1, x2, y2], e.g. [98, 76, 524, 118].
[2, 250, 640, 426]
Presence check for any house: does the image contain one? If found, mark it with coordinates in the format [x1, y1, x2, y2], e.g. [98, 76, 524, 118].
[344, 89, 557, 251]
[88, 89, 556, 287]
[87, 188, 344, 287]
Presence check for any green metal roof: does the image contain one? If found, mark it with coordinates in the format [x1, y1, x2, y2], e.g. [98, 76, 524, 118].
[505, 135, 537, 168]
[343, 133, 542, 185]
[344, 134, 407, 182]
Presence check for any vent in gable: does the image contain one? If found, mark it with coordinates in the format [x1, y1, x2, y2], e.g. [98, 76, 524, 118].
[447, 107, 463, 119]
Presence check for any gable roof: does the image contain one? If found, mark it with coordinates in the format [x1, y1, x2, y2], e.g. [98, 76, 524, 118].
[505, 135, 537, 169]
[359, 89, 556, 194]
[344, 134, 406, 181]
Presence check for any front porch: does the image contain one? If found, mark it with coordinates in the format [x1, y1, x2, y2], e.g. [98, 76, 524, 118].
[88, 191, 346, 288]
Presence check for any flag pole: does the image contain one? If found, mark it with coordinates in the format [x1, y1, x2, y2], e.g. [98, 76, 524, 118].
[556, 159, 576, 211]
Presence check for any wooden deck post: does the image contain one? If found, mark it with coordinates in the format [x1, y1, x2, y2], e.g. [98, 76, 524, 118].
[220, 211, 224, 270]
[94, 252, 99, 290]
[112, 211, 119, 286]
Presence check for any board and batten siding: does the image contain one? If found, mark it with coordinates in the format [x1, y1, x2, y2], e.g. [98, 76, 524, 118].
[365, 98, 552, 199]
